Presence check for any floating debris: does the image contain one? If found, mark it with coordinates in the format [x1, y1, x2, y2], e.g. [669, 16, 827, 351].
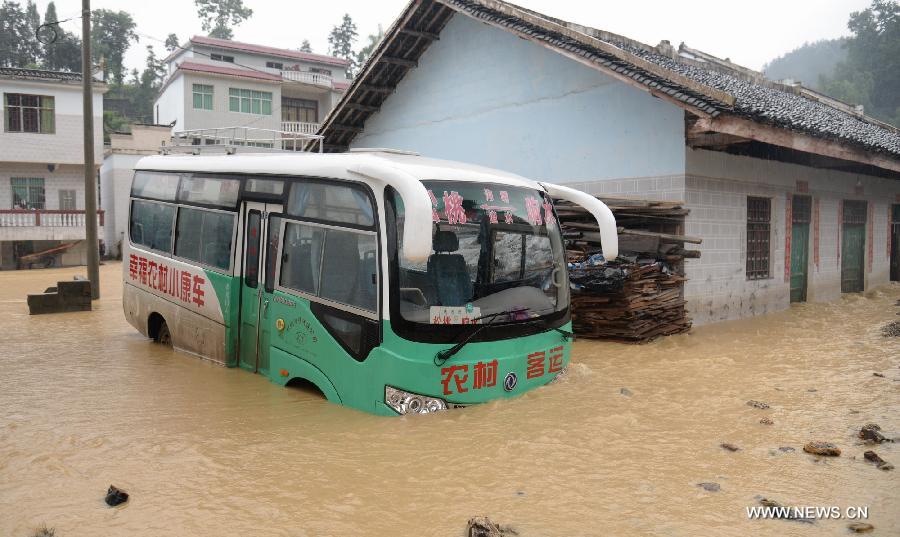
[859, 423, 889, 444]
[30, 525, 55, 537]
[803, 442, 841, 456]
[619, 387, 633, 397]
[863, 451, 894, 471]
[848, 522, 875, 533]
[466, 516, 517, 537]
[105, 485, 129, 507]
[697, 482, 720, 492]
[873, 372, 886, 377]
[778, 446, 796, 453]
[759, 417, 774, 425]
[720, 443, 740, 452]
[756, 498, 814, 524]
[746, 400, 770, 409]
[881, 320, 900, 337]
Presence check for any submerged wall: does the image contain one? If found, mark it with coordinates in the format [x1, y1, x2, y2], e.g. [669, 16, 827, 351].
[684, 148, 898, 324]
[352, 14, 686, 184]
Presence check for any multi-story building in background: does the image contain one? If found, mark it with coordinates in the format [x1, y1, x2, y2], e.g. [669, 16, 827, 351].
[154, 36, 351, 140]
[0, 67, 106, 269]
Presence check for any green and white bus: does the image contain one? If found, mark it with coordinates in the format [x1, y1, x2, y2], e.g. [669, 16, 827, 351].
[123, 148, 617, 415]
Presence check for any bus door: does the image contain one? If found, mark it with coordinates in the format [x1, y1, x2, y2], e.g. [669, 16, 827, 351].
[239, 201, 282, 373]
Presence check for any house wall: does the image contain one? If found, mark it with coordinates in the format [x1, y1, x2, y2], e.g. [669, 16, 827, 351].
[154, 76, 185, 131]
[0, 79, 104, 165]
[683, 148, 899, 324]
[190, 45, 351, 84]
[351, 15, 685, 184]
[100, 152, 144, 258]
[176, 73, 283, 134]
[0, 163, 104, 245]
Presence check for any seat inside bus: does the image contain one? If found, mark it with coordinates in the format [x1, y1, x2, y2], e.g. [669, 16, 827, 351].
[426, 230, 473, 307]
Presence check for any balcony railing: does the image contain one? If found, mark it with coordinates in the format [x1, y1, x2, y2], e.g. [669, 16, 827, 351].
[281, 121, 321, 135]
[280, 70, 333, 88]
[0, 210, 105, 227]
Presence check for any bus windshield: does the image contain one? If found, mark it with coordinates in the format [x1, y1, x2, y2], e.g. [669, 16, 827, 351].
[393, 181, 569, 326]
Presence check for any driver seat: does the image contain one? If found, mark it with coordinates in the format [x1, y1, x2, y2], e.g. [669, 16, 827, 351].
[426, 230, 473, 307]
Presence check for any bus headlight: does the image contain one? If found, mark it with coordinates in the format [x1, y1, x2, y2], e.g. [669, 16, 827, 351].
[385, 386, 448, 415]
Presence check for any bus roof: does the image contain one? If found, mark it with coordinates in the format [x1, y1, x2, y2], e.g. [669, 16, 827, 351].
[135, 151, 543, 190]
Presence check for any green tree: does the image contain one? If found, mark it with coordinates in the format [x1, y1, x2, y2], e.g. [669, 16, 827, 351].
[194, 0, 253, 40]
[354, 25, 383, 76]
[91, 9, 138, 84]
[164, 33, 180, 52]
[328, 13, 357, 77]
[299, 39, 312, 53]
[0, 1, 40, 67]
[41, 1, 82, 72]
[821, 0, 900, 125]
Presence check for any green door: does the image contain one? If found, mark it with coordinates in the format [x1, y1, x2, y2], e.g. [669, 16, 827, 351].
[841, 201, 867, 294]
[790, 196, 811, 303]
[239, 202, 282, 373]
[790, 223, 809, 302]
[891, 205, 900, 282]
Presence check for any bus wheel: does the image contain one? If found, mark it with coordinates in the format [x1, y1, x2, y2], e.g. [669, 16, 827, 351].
[156, 322, 172, 346]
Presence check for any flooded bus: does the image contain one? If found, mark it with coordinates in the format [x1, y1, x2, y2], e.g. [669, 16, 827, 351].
[123, 148, 617, 415]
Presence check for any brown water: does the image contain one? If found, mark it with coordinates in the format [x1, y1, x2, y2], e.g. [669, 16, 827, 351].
[1, 263, 898, 537]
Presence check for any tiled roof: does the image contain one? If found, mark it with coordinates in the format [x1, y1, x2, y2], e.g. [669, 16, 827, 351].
[319, 0, 900, 166]
[0, 67, 84, 82]
[176, 61, 282, 82]
[190, 35, 350, 67]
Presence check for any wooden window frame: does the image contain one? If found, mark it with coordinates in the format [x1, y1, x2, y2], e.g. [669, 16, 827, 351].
[4, 93, 55, 134]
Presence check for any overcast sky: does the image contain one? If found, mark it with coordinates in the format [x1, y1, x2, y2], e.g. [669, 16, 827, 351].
[43, 0, 869, 73]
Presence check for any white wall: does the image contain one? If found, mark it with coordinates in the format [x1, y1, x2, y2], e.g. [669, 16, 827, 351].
[100, 152, 143, 257]
[684, 148, 900, 324]
[351, 15, 686, 183]
[0, 79, 104, 165]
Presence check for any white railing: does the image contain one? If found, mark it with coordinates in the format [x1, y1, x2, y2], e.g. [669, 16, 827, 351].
[281, 121, 321, 135]
[0, 210, 105, 227]
[281, 70, 333, 88]
[167, 127, 323, 153]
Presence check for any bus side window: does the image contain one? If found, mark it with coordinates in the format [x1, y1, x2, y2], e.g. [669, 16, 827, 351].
[130, 200, 175, 253]
[174, 206, 235, 271]
[280, 222, 324, 295]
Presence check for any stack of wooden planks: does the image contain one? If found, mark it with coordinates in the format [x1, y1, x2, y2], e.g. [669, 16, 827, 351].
[554, 196, 700, 342]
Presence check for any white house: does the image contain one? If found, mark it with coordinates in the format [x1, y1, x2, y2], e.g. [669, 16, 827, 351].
[0, 67, 106, 269]
[99, 124, 172, 258]
[319, 0, 900, 325]
[154, 35, 351, 139]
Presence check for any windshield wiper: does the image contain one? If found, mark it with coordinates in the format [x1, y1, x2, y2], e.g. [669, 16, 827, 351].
[433, 308, 528, 367]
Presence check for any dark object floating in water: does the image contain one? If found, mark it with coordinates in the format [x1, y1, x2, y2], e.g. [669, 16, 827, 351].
[105, 485, 129, 507]
[803, 442, 841, 456]
[863, 450, 894, 471]
[720, 443, 740, 452]
[848, 522, 875, 533]
[619, 387, 633, 396]
[881, 320, 900, 337]
[859, 423, 890, 444]
[466, 516, 516, 537]
[697, 482, 720, 492]
[746, 400, 770, 409]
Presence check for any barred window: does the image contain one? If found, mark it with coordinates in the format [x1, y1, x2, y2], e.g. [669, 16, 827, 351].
[11, 177, 45, 209]
[843, 200, 867, 224]
[746, 196, 771, 280]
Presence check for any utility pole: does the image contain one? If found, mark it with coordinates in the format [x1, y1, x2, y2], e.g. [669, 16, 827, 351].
[81, 0, 100, 299]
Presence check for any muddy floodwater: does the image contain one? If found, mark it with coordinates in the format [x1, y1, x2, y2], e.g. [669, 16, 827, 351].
[1, 263, 898, 536]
